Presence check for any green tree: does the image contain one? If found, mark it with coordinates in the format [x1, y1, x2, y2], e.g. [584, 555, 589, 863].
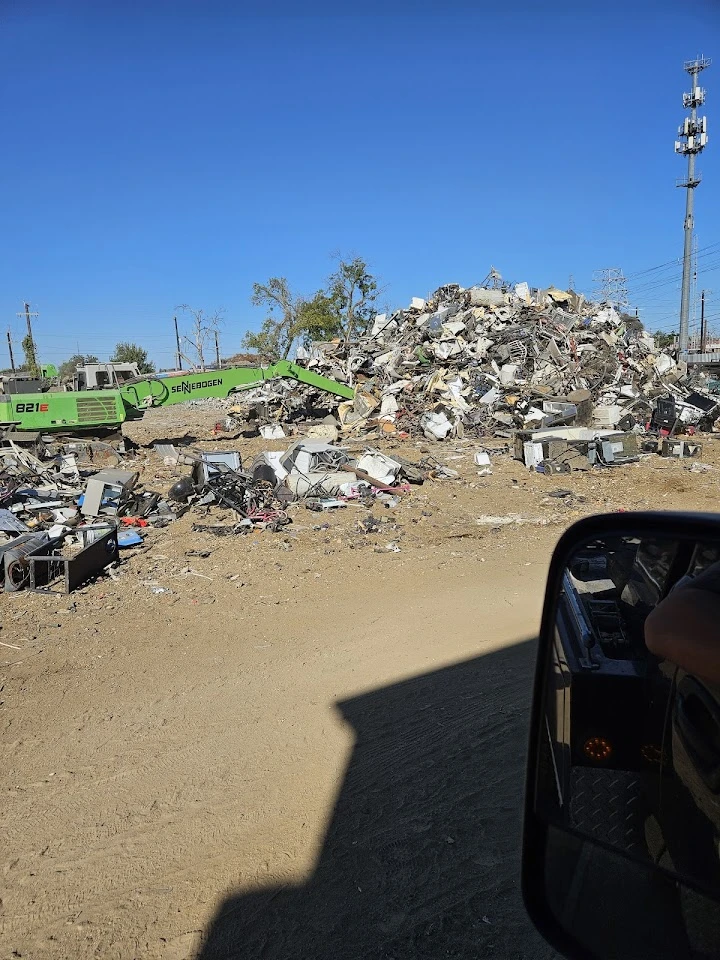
[324, 255, 379, 344]
[244, 258, 381, 360]
[22, 334, 40, 377]
[110, 341, 155, 374]
[653, 329, 677, 350]
[59, 353, 100, 380]
[297, 290, 344, 344]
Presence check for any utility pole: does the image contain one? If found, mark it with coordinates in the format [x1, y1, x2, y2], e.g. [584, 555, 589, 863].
[23, 302, 37, 341]
[691, 233, 699, 331]
[16, 302, 39, 374]
[214, 330, 221, 369]
[7, 331, 15, 373]
[173, 316, 183, 370]
[701, 289, 707, 353]
[676, 55, 711, 355]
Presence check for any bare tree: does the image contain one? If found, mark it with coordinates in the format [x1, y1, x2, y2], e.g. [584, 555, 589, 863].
[176, 305, 225, 371]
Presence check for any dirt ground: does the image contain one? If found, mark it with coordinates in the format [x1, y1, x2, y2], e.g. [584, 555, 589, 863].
[3, 428, 720, 960]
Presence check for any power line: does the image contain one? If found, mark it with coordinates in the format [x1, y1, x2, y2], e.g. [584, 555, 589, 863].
[627, 247, 720, 295]
[624, 240, 720, 281]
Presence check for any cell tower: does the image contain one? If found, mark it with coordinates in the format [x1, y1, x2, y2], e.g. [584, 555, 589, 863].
[592, 268, 629, 310]
[676, 55, 711, 355]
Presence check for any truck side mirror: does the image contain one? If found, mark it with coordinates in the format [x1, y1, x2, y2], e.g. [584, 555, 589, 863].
[523, 512, 720, 960]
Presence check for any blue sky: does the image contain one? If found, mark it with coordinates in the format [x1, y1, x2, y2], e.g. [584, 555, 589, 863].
[1, 0, 719, 368]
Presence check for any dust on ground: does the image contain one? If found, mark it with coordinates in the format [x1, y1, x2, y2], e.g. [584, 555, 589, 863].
[3, 431, 720, 960]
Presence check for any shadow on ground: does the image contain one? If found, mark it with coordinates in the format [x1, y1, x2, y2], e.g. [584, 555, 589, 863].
[196, 638, 556, 960]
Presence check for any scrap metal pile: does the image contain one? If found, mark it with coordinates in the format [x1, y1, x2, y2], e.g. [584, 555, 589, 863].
[0, 438, 175, 595]
[166, 441, 431, 534]
[228, 282, 720, 459]
[0, 433, 434, 596]
[4, 279, 720, 597]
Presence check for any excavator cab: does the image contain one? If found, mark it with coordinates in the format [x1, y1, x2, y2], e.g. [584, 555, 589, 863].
[72, 363, 140, 391]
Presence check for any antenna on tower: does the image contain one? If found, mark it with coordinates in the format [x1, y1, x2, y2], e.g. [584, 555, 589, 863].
[676, 55, 711, 356]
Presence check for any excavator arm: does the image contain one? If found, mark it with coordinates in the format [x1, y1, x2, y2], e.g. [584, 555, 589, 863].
[119, 360, 354, 411]
[1, 363, 353, 433]
[267, 360, 355, 399]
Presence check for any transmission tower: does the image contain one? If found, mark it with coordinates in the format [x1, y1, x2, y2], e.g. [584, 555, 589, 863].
[676, 55, 711, 355]
[592, 268, 629, 310]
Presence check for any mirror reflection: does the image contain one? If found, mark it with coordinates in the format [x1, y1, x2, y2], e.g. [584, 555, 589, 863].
[537, 533, 720, 900]
[543, 823, 720, 960]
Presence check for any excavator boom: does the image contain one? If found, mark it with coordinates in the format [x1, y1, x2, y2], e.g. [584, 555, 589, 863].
[0, 362, 354, 433]
[120, 360, 354, 411]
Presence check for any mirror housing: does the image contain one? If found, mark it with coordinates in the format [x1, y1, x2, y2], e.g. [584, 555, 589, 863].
[523, 511, 720, 960]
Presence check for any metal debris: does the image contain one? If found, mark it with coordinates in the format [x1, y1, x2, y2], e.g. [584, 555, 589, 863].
[220, 281, 720, 455]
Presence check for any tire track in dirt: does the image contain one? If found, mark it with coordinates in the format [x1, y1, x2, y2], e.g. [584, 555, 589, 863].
[1, 516, 556, 959]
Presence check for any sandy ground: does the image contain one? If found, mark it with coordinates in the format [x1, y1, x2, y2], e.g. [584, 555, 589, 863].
[3, 429, 720, 960]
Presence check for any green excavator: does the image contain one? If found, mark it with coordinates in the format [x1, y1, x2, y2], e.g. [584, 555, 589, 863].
[0, 360, 354, 434]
